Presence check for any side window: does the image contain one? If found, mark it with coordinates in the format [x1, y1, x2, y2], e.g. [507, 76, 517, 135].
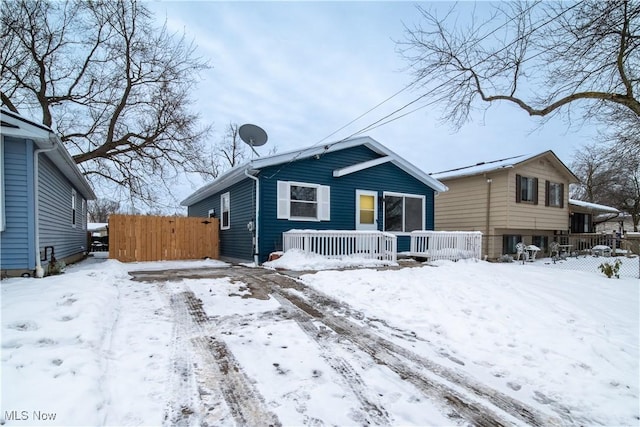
[208, 208, 216, 218]
[81, 199, 86, 230]
[277, 181, 330, 221]
[220, 192, 230, 230]
[71, 189, 77, 227]
[516, 174, 538, 204]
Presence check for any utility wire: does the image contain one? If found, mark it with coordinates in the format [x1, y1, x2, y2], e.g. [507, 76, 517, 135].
[334, 0, 580, 144]
[265, 0, 576, 179]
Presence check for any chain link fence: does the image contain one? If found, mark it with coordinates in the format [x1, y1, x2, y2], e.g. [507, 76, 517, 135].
[485, 234, 640, 279]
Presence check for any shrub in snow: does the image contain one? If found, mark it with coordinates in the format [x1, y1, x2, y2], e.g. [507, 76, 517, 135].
[598, 259, 622, 279]
[498, 254, 513, 263]
[47, 260, 66, 276]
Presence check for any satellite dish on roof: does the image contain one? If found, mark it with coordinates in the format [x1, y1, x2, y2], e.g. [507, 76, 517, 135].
[239, 124, 268, 158]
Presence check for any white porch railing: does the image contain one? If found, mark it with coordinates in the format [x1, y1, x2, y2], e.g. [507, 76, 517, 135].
[283, 230, 397, 262]
[410, 231, 482, 261]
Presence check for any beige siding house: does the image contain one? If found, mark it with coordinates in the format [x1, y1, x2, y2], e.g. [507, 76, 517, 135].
[431, 151, 579, 259]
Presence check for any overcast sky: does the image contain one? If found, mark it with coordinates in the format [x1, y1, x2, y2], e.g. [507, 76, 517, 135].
[149, 1, 598, 203]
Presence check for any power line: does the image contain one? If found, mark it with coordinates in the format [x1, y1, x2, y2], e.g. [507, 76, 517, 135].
[265, 1, 578, 179]
[333, 0, 581, 143]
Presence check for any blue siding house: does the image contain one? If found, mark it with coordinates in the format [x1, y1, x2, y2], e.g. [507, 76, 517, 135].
[182, 137, 447, 264]
[1, 109, 96, 277]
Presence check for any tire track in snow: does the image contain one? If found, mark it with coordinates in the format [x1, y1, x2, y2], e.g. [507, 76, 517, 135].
[260, 271, 562, 427]
[240, 274, 392, 426]
[162, 290, 201, 427]
[177, 289, 281, 427]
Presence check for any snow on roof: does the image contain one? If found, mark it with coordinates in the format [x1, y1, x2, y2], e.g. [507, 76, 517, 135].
[430, 150, 578, 183]
[429, 153, 538, 180]
[569, 199, 619, 213]
[181, 136, 448, 206]
[88, 222, 108, 231]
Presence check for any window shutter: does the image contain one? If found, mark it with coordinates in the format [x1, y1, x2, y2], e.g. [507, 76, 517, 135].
[515, 174, 522, 203]
[545, 180, 550, 206]
[318, 185, 330, 221]
[277, 181, 290, 219]
[560, 183, 564, 208]
[533, 178, 539, 205]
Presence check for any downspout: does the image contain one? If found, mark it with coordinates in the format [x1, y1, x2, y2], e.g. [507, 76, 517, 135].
[33, 135, 58, 277]
[244, 169, 260, 265]
[485, 175, 492, 259]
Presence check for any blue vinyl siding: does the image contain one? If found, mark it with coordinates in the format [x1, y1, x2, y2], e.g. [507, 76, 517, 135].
[188, 178, 255, 261]
[38, 156, 88, 264]
[0, 137, 36, 270]
[257, 145, 436, 261]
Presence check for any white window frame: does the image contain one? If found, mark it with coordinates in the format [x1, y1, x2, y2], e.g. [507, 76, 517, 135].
[383, 191, 425, 235]
[208, 208, 216, 218]
[71, 189, 77, 228]
[277, 180, 330, 221]
[220, 192, 230, 230]
[81, 198, 86, 230]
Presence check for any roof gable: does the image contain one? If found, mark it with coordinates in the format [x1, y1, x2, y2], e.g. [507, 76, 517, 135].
[181, 136, 447, 206]
[1, 108, 96, 200]
[431, 150, 579, 183]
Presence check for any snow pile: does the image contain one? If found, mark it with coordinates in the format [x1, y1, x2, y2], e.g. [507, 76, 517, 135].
[300, 260, 639, 426]
[263, 249, 397, 271]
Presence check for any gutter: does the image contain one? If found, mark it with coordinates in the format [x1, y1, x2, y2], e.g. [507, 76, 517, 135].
[33, 135, 58, 277]
[244, 169, 260, 265]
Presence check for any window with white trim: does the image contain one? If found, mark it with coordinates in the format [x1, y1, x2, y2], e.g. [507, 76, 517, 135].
[71, 189, 77, 227]
[277, 181, 330, 221]
[81, 199, 86, 230]
[208, 208, 216, 218]
[221, 192, 230, 230]
[383, 192, 425, 232]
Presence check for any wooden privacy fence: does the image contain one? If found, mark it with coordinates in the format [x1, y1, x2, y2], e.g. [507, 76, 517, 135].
[109, 215, 219, 262]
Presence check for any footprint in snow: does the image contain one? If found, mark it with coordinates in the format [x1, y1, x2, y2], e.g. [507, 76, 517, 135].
[7, 321, 39, 331]
[506, 382, 521, 391]
[37, 338, 57, 347]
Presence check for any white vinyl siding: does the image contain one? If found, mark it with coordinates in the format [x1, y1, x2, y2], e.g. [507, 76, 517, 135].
[277, 180, 330, 221]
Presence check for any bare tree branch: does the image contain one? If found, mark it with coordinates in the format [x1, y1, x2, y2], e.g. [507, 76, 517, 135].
[0, 0, 214, 207]
[398, 0, 640, 129]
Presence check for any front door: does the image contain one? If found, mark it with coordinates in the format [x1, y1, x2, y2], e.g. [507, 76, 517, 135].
[356, 190, 378, 230]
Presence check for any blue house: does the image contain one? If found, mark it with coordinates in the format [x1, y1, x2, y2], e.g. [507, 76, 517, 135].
[182, 136, 447, 264]
[1, 109, 96, 277]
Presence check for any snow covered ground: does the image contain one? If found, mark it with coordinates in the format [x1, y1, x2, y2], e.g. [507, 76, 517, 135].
[1, 252, 638, 426]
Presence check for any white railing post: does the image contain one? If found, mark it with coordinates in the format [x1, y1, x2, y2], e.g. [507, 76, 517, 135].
[409, 231, 483, 261]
